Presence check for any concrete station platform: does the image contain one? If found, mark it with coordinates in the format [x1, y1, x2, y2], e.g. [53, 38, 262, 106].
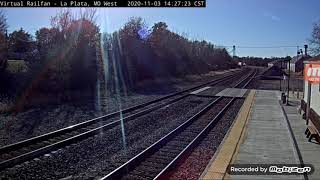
[215, 88, 247, 98]
[201, 90, 320, 180]
[190, 87, 248, 98]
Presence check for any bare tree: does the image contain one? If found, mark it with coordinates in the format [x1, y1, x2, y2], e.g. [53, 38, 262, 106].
[309, 21, 320, 55]
[0, 10, 8, 71]
[50, 9, 73, 40]
[79, 8, 97, 23]
[0, 10, 7, 34]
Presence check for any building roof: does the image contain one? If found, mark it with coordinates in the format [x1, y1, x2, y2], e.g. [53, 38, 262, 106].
[269, 59, 287, 65]
[290, 54, 312, 64]
[268, 60, 278, 64]
[304, 55, 320, 64]
[307, 55, 320, 61]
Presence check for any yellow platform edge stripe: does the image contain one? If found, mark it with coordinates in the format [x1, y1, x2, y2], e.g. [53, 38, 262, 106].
[201, 90, 256, 180]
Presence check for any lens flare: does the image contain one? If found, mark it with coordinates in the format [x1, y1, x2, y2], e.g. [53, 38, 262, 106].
[99, 10, 128, 151]
[138, 26, 151, 40]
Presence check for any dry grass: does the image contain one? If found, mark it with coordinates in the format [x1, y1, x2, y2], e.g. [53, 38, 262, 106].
[0, 60, 28, 113]
[6, 60, 28, 73]
[0, 100, 14, 113]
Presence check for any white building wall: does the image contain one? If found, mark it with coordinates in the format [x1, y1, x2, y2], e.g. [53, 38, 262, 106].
[292, 64, 296, 72]
[304, 80, 308, 103]
[311, 84, 320, 115]
[304, 80, 320, 115]
[288, 63, 296, 72]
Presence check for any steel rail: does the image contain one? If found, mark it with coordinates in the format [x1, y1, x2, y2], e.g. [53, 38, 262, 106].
[101, 96, 226, 180]
[155, 98, 236, 180]
[154, 69, 257, 179]
[100, 68, 257, 180]
[0, 69, 244, 153]
[0, 69, 250, 170]
[0, 94, 189, 170]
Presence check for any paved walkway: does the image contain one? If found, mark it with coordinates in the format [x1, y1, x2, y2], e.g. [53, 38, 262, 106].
[230, 90, 303, 179]
[283, 97, 320, 179]
[202, 90, 320, 180]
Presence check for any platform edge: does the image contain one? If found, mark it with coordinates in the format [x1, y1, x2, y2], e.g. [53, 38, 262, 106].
[200, 90, 256, 180]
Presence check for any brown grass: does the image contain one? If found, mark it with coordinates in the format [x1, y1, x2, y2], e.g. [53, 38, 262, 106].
[6, 60, 28, 73]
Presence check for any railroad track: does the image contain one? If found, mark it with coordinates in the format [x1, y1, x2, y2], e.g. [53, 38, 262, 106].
[101, 69, 257, 180]
[0, 68, 252, 170]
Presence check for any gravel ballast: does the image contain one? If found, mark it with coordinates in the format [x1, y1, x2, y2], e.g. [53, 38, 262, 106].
[168, 98, 244, 180]
[120, 97, 232, 179]
[0, 69, 240, 147]
[1, 96, 216, 179]
[0, 94, 162, 147]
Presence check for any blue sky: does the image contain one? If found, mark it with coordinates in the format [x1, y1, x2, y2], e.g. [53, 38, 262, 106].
[4, 0, 320, 57]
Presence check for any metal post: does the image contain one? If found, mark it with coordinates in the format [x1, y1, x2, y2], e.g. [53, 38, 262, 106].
[280, 78, 282, 91]
[302, 77, 304, 99]
[306, 81, 311, 125]
[286, 58, 291, 105]
[297, 79, 300, 99]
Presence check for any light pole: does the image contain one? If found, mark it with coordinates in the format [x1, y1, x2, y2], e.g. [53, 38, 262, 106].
[286, 57, 291, 105]
[280, 60, 282, 91]
[286, 46, 299, 105]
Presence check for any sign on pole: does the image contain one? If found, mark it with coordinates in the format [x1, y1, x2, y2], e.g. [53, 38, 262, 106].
[304, 62, 320, 125]
[304, 63, 320, 84]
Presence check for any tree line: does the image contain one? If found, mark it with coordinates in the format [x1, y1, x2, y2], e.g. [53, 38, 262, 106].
[0, 10, 7, 71]
[234, 56, 291, 67]
[101, 17, 237, 92]
[0, 9, 100, 108]
[0, 9, 238, 108]
[5, 9, 320, 108]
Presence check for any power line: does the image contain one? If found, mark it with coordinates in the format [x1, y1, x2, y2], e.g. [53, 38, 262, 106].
[224, 45, 301, 49]
[238, 46, 299, 49]
[220, 45, 310, 58]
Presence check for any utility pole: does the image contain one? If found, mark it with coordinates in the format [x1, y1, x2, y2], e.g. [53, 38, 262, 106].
[286, 55, 290, 105]
[287, 46, 298, 105]
[304, 44, 308, 56]
[302, 45, 308, 99]
[5, 30, 8, 65]
[232, 45, 236, 58]
[280, 60, 282, 91]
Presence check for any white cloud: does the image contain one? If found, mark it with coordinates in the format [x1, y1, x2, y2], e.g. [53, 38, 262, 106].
[263, 12, 280, 22]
